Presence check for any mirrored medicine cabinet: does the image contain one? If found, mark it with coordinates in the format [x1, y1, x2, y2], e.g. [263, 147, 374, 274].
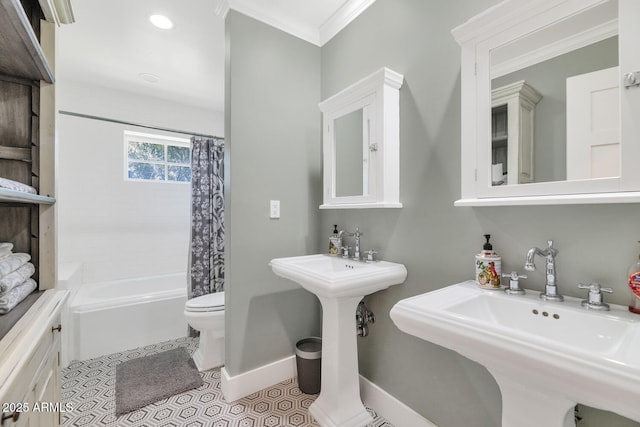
[452, 0, 640, 206]
[319, 67, 404, 209]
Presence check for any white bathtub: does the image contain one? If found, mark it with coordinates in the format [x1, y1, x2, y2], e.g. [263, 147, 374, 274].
[68, 273, 188, 362]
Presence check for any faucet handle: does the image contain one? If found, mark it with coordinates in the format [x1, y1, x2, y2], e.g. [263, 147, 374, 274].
[577, 283, 613, 293]
[364, 250, 378, 263]
[577, 283, 612, 311]
[502, 271, 527, 295]
[341, 246, 351, 259]
[502, 271, 527, 280]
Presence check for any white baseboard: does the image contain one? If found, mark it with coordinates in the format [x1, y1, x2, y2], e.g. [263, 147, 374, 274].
[220, 355, 436, 426]
[359, 375, 438, 427]
[221, 355, 296, 402]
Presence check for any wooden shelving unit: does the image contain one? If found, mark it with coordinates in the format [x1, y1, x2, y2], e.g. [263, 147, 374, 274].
[0, 188, 55, 204]
[0, 3, 68, 425]
[0, 0, 54, 82]
[0, 0, 58, 304]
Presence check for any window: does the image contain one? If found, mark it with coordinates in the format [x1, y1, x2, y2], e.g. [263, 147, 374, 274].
[125, 131, 191, 182]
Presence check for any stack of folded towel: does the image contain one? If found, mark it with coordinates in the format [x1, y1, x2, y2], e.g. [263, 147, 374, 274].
[0, 177, 37, 194]
[0, 243, 37, 315]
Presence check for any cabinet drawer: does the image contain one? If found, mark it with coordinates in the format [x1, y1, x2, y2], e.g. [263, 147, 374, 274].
[1, 388, 33, 427]
[1, 314, 62, 427]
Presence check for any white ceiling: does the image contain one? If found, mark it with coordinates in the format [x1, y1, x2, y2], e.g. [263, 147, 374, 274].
[57, 0, 375, 113]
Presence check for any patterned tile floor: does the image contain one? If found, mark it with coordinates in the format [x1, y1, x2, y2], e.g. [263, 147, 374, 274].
[61, 337, 392, 427]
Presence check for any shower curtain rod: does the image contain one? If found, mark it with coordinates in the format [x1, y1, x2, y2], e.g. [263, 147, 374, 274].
[59, 110, 221, 140]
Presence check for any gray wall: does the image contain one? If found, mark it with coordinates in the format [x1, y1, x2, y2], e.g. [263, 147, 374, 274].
[224, 11, 322, 376]
[224, 1, 640, 425]
[319, 1, 640, 426]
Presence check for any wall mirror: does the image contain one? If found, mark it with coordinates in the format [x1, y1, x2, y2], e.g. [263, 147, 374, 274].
[334, 106, 367, 197]
[452, 0, 640, 206]
[319, 67, 404, 209]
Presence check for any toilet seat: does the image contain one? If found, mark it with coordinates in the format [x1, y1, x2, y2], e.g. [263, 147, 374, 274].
[185, 292, 225, 312]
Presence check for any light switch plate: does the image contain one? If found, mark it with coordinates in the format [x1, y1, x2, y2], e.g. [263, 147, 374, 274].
[270, 200, 280, 218]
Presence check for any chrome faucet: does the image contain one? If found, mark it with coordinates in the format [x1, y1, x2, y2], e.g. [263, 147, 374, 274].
[352, 227, 363, 261]
[340, 227, 364, 260]
[524, 240, 563, 301]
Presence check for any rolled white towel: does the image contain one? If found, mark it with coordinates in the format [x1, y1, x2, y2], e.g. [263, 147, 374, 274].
[0, 243, 12, 259]
[0, 177, 36, 194]
[0, 253, 30, 277]
[0, 278, 37, 314]
[0, 263, 35, 293]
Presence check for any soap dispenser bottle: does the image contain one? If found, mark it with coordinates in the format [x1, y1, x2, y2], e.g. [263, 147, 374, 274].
[475, 234, 502, 288]
[329, 225, 342, 256]
[628, 242, 640, 314]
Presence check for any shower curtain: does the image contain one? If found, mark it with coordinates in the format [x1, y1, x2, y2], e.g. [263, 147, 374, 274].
[188, 136, 225, 310]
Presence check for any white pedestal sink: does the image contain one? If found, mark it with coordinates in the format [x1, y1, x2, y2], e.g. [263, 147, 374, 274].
[390, 281, 640, 427]
[270, 254, 407, 427]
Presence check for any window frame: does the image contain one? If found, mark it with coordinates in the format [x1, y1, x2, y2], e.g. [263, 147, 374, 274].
[124, 131, 191, 184]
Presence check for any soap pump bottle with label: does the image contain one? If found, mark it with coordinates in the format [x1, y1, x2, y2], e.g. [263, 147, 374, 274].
[475, 234, 502, 288]
[329, 225, 342, 256]
[628, 242, 640, 314]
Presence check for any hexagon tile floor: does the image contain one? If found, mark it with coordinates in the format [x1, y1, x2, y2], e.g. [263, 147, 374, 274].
[61, 337, 392, 427]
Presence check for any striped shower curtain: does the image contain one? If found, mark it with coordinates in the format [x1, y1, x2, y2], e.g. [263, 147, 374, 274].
[188, 136, 225, 309]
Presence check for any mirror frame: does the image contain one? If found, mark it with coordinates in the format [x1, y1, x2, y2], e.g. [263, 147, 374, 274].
[319, 67, 404, 209]
[451, 0, 640, 206]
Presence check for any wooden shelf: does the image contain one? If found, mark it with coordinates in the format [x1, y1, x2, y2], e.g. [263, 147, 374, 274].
[0, 188, 54, 204]
[0, 0, 54, 83]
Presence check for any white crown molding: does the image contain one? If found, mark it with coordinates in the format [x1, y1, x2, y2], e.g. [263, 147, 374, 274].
[223, 0, 321, 45]
[319, 67, 403, 112]
[38, 0, 75, 24]
[319, 0, 377, 45]
[451, 0, 607, 45]
[491, 19, 617, 79]
[216, 0, 377, 46]
[214, 0, 230, 19]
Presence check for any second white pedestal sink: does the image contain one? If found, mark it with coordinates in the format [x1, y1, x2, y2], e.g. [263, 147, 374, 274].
[390, 281, 640, 427]
[270, 254, 407, 427]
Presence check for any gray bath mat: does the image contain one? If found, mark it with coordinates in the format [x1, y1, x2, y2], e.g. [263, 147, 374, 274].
[115, 347, 203, 416]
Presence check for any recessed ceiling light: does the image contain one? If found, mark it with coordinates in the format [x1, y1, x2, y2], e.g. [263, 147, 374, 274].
[139, 73, 160, 83]
[149, 14, 173, 30]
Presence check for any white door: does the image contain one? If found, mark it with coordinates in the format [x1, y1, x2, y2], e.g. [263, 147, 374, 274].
[566, 66, 619, 180]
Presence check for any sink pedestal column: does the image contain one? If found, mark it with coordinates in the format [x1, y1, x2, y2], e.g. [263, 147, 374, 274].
[491, 370, 576, 427]
[309, 295, 373, 427]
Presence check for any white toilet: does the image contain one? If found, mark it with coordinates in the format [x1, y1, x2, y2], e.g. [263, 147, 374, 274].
[184, 291, 225, 371]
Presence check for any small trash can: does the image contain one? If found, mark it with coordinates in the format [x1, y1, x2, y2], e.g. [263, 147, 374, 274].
[295, 337, 322, 394]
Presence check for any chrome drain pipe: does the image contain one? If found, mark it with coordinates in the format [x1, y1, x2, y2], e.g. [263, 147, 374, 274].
[356, 300, 375, 337]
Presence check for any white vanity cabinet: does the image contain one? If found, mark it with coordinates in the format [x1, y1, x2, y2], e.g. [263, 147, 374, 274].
[491, 81, 542, 185]
[319, 67, 404, 209]
[0, 290, 68, 427]
[452, 0, 640, 206]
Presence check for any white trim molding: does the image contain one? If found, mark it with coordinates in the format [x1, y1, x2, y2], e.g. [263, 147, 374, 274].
[359, 375, 438, 427]
[38, 0, 75, 24]
[491, 19, 617, 79]
[213, 0, 230, 19]
[220, 356, 296, 402]
[220, 354, 437, 426]
[214, 0, 377, 46]
[319, 0, 378, 46]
